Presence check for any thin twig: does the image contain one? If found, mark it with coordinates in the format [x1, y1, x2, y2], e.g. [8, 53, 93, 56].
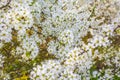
[0, 0, 11, 9]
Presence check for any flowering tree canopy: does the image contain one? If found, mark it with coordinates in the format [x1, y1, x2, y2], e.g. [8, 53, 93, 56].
[0, 0, 120, 80]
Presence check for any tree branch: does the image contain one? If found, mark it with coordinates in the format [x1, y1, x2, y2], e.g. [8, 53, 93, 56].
[0, 0, 11, 9]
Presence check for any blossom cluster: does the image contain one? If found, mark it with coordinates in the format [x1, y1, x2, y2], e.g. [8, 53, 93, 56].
[0, 0, 120, 80]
